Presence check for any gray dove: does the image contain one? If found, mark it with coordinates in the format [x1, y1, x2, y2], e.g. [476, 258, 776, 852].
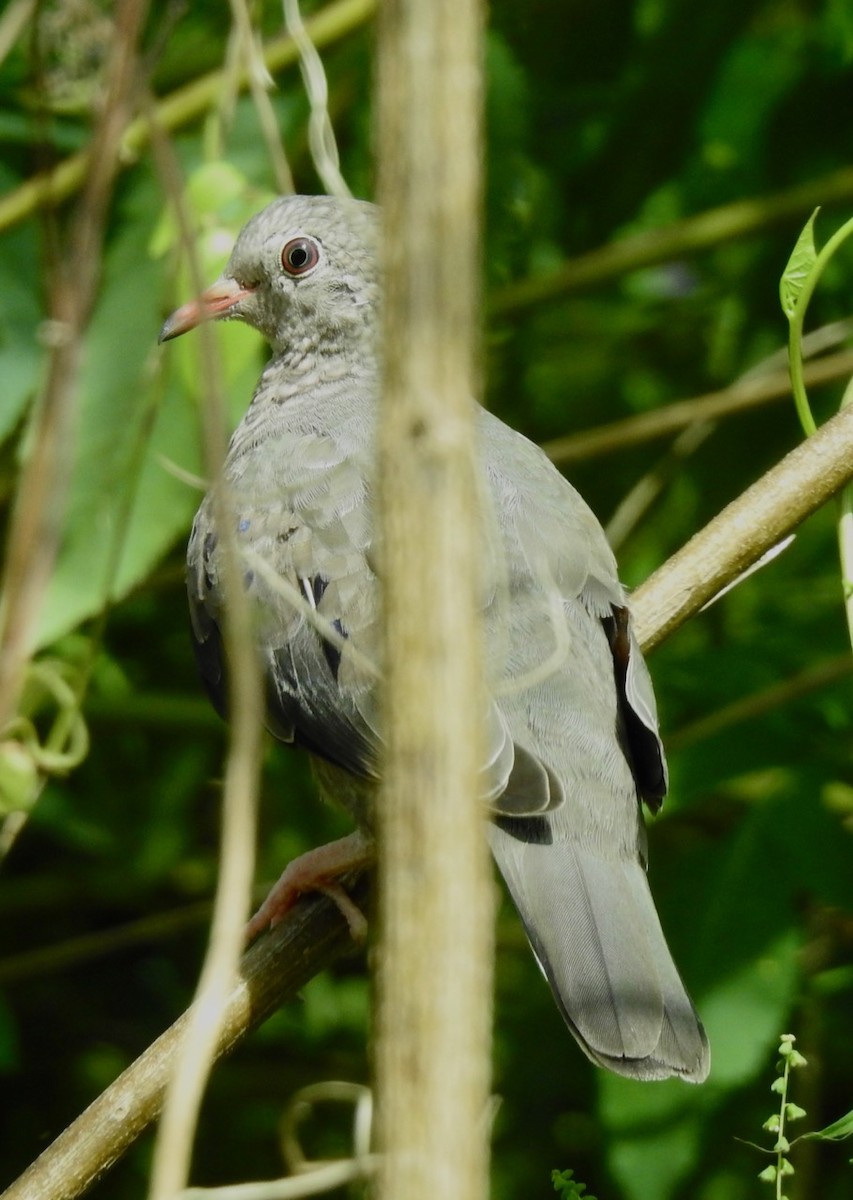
[160, 194, 709, 1083]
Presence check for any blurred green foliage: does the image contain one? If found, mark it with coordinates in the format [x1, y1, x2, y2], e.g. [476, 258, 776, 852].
[0, 2, 851, 1198]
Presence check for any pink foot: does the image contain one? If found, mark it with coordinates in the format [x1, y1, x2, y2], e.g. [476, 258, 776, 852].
[245, 831, 374, 945]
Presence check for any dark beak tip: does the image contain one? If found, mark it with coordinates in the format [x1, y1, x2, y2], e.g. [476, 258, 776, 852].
[159, 280, 253, 346]
[158, 308, 192, 345]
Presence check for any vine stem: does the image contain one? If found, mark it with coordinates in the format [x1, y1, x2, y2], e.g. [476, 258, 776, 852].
[786, 211, 853, 437]
[774, 1054, 792, 1200]
[785, 212, 853, 652]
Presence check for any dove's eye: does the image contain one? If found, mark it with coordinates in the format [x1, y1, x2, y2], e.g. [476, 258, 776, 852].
[281, 237, 321, 276]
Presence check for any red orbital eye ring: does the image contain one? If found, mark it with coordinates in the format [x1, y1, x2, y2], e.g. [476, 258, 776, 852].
[281, 237, 320, 276]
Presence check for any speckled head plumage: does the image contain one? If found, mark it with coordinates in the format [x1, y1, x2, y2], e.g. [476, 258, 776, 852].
[160, 194, 381, 356]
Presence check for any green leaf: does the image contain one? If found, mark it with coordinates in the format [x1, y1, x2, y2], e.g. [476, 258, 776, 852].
[598, 1076, 704, 1200]
[0, 223, 42, 443]
[34, 185, 172, 646]
[799, 1108, 853, 1143]
[698, 932, 800, 1087]
[551, 1167, 597, 1200]
[32, 169, 264, 648]
[779, 208, 819, 319]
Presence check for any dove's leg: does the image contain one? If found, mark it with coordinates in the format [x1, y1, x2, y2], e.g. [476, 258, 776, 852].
[245, 830, 374, 944]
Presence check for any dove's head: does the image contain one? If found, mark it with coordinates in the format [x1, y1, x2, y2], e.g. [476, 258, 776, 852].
[160, 195, 380, 357]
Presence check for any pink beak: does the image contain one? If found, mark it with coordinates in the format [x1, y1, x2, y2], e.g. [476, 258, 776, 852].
[159, 277, 255, 343]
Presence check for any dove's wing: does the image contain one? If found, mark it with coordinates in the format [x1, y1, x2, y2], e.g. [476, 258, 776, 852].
[479, 411, 708, 1081]
[187, 386, 515, 810]
[187, 388, 383, 789]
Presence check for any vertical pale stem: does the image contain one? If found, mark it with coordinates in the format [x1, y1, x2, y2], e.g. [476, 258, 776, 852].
[374, 3, 492, 1200]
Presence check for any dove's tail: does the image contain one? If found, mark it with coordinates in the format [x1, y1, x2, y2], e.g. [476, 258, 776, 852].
[489, 822, 710, 1082]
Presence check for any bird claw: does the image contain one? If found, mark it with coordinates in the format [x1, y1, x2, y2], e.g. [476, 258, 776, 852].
[245, 831, 373, 945]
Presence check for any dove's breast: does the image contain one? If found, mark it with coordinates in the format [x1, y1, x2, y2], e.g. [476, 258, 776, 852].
[186, 377, 384, 789]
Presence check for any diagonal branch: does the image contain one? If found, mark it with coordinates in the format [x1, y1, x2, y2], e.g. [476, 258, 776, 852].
[0, 883, 369, 1200]
[0, 0, 376, 236]
[4, 403, 853, 1200]
[632, 400, 853, 651]
[541, 347, 853, 465]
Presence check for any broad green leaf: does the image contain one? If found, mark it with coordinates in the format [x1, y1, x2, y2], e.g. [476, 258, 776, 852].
[31, 165, 267, 647]
[597, 1076, 705, 1200]
[34, 184, 167, 645]
[698, 932, 800, 1087]
[0, 223, 42, 442]
[779, 208, 819, 319]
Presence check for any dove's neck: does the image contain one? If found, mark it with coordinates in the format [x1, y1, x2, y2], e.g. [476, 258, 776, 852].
[226, 349, 379, 461]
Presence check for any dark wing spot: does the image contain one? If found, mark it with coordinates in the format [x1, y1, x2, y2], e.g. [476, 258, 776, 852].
[603, 604, 665, 812]
[188, 611, 227, 720]
[202, 530, 218, 592]
[494, 814, 553, 845]
[309, 574, 329, 605]
[322, 617, 346, 680]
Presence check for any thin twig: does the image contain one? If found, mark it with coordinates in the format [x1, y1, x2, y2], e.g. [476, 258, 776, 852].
[225, 0, 295, 193]
[667, 654, 853, 753]
[605, 420, 715, 550]
[0, 902, 214, 986]
[0, 883, 369, 1200]
[838, 381, 853, 650]
[283, 0, 351, 198]
[0, 0, 35, 68]
[0, 0, 151, 877]
[490, 166, 853, 315]
[178, 1156, 378, 1199]
[145, 115, 265, 1200]
[541, 347, 853, 465]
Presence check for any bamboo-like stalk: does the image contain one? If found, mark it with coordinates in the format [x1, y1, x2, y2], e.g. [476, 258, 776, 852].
[373, 2, 491, 1200]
